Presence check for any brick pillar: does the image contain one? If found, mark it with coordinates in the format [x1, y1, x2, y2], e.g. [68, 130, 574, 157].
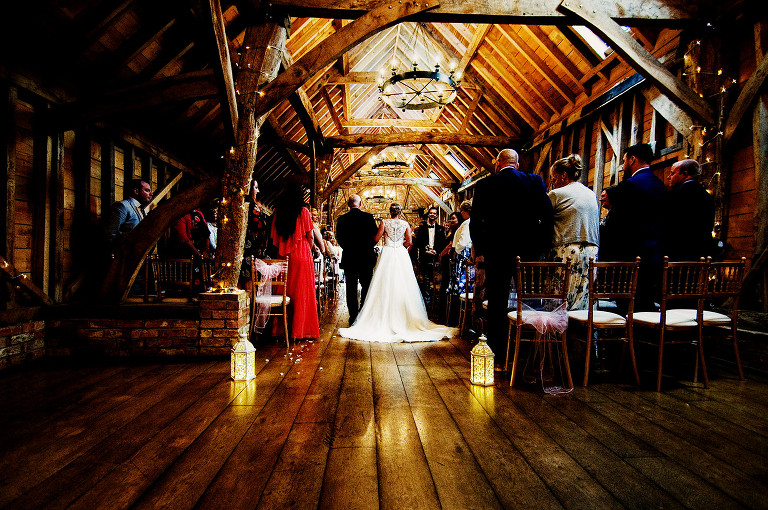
[198, 289, 250, 356]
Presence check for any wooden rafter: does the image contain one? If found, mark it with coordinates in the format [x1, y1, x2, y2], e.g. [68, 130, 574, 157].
[559, 0, 715, 125]
[327, 132, 517, 148]
[497, 25, 577, 104]
[201, 0, 238, 142]
[268, 0, 707, 23]
[340, 176, 452, 188]
[724, 53, 768, 146]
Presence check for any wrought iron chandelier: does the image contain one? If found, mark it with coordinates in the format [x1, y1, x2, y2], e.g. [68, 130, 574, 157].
[378, 23, 461, 111]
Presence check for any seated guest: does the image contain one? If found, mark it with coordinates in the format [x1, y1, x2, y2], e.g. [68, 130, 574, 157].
[663, 158, 715, 261]
[169, 210, 211, 259]
[548, 154, 599, 310]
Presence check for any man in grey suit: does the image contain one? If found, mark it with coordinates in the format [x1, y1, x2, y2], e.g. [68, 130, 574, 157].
[103, 179, 153, 248]
[336, 194, 378, 326]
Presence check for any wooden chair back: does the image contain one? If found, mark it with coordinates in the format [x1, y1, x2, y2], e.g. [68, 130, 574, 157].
[251, 256, 290, 349]
[514, 257, 571, 302]
[706, 257, 746, 300]
[148, 255, 193, 301]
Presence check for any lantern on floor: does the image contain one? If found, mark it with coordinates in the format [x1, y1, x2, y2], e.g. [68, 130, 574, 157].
[470, 335, 494, 386]
[231, 331, 256, 381]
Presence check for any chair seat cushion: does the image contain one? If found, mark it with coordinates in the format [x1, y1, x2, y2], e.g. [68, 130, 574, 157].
[507, 309, 544, 323]
[633, 310, 697, 327]
[667, 309, 732, 324]
[568, 309, 626, 326]
[459, 292, 473, 300]
[254, 295, 290, 307]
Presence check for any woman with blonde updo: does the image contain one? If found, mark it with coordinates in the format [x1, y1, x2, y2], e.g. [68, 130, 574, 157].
[338, 202, 456, 342]
[548, 154, 600, 310]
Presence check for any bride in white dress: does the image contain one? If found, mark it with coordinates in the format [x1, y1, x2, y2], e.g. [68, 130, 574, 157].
[338, 203, 457, 342]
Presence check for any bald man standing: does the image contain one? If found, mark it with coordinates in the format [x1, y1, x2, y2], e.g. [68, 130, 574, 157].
[336, 194, 379, 326]
[470, 148, 554, 368]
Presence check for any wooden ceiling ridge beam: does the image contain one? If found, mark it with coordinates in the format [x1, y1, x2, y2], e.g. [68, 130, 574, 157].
[320, 144, 388, 199]
[202, 0, 238, 143]
[327, 132, 517, 148]
[267, 0, 707, 23]
[253, 0, 439, 119]
[559, 0, 716, 125]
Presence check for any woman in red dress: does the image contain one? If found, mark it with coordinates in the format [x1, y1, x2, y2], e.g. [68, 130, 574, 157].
[270, 185, 326, 339]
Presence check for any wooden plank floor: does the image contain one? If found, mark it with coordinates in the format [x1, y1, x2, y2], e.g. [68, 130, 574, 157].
[2, 299, 768, 509]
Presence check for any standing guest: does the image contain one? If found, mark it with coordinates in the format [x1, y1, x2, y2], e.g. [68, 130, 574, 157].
[548, 154, 600, 310]
[597, 186, 626, 262]
[438, 211, 462, 322]
[611, 143, 666, 310]
[102, 178, 153, 247]
[310, 208, 325, 257]
[270, 185, 326, 340]
[206, 202, 219, 256]
[663, 159, 715, 261]
[324, 231, 343, 278]
[336, 194, 378, 326]
[412, 206, 448, 311]
[471, 148, 554, 367]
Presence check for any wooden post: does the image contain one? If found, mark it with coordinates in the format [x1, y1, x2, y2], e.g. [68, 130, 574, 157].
[50, 131, 64, 303]
[214, 21, 287, 287]
[1, 85, 16, 263]
[594, 119, 606, 197]
[32, 101, 49, 292]
[73, 127, 92, 273]
[100, 137, 115, 218]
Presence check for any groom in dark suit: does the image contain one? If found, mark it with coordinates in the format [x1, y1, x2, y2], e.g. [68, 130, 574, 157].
[336, 194, 379, 325]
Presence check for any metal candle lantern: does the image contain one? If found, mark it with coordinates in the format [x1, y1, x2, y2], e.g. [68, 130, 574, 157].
[470, 335, 494, 386]
[231, 331, 256, 381]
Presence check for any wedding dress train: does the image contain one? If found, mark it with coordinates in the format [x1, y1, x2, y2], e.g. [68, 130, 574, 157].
[338, 218, 456, 342]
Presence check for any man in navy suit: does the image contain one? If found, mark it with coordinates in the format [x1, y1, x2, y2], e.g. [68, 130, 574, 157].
[336, 194, 378, 325]
[470, 149, 554, 366]
[663, 159, 715, 261]
[611, 143, 666, 310]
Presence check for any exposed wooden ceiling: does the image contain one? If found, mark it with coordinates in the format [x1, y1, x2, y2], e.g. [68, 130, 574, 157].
[0, 0, 715, 214]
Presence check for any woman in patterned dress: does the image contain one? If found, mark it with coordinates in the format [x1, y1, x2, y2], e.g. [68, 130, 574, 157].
[548, 154, 600, 310]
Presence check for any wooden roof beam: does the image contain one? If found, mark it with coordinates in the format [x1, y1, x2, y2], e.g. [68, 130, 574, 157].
[268, 0, 710, 24]
[202, 0, 239, 143]
[524, 25, 586, 92]
[559, 0, 715, 125]
[339, 176, 453, 188]
[497, 25, 578, 104]
[254, 0, 438, 119]
[327, 132, 517, 148]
